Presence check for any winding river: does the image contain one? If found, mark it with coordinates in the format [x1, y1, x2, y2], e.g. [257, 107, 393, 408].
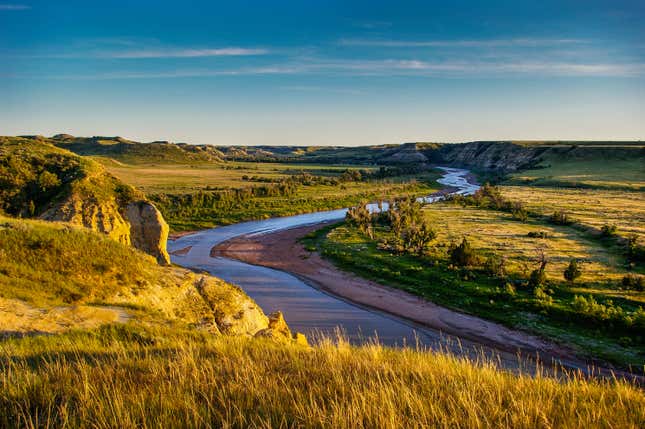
[168, 168, 510, 354]
[169, 168, 476, 343]
[168, 167, 638, 377]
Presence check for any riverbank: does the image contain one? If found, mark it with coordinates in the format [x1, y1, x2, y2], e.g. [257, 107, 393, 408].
[212, 223, 577, 361]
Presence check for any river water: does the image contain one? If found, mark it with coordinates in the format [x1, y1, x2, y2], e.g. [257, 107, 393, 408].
[168, 168, 500, 351]
[167, 167, 638, 377]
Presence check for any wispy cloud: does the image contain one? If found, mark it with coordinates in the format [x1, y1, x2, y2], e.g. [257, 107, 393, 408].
[280, 85, 363, 95]
[36, 59, 645, 80]
[46, 66, 302, 80]
[306, 58, 645, 77]
[338, 38, 587, 48]
[0, 3, 30, 10]
[102, 47, 269, 59]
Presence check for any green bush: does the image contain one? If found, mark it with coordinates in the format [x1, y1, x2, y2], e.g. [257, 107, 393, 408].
[600, 224, 618, 237]
[449, 237, 480, 267]
[549, 210, 572, 225]
[528, 267, 547, 290]
[483, 255, 506, 277]
[563, 259, 582, 283]
[622, 273, 644, 291]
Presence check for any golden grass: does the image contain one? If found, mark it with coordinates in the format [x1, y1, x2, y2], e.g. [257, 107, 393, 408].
[1, 326, 644, 429]
[423, 204, 629, 284]
[500, 186, 645, 241]
[97, 158, 374, 194]
[507, 159, 644, 190]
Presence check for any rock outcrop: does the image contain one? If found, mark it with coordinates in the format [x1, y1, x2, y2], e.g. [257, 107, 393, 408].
[41, 197, 132, 245]
[125, 201, 171, 265]
[434, 141, 544, 172]
[255, 311, 308, 345]
[40, 182, 171, 265]
[0, 137, 171, 265]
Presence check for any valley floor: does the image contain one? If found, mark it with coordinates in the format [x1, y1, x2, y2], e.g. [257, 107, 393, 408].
[212, 222, 642, 381]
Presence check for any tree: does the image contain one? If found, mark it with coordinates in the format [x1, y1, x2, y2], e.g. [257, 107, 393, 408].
[37, 170, 61, 191]
[549, 210, 571, 225]
[563, 259, 582, 283]
[483, 255, 506, 277]
[528, 249, 548, 289]
[401, 220, 436, 255]
[449, 237, 479, 267]
[346, 201, 372, 237]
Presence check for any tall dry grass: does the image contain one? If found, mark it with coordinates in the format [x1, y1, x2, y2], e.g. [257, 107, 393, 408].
[1, 325, 643, 428]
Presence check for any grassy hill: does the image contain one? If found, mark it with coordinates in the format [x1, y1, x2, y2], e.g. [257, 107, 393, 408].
[0, 218, 643, 428]
[0, 215, 284, 337]
[0, 136, 172, 263]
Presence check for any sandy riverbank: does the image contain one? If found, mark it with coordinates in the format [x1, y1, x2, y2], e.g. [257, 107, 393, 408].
[212, 222, 582, 362]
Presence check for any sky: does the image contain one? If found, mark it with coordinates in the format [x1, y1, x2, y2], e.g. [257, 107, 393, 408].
[1, 0, 644, 146]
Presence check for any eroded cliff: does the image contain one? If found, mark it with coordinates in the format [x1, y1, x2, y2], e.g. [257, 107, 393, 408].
[0, 136, 170, 264]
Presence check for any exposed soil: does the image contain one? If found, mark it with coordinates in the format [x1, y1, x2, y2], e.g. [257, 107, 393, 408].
[0, 298, 131, 337]
[170, 245, 193, 256]
[169, 230, 198, 241]
[212, 223, 581, 362]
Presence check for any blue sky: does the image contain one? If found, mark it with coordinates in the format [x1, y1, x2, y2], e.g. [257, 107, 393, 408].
[1, 0, 644, 146]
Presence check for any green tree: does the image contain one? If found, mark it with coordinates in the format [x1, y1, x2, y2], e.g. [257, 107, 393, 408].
[38, 170, 61, 191]
[563, 259, 582, 283]
[401, 220, 436, 255]
[449, 237, 479, 267]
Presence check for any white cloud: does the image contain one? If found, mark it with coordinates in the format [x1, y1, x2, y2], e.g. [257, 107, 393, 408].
[0, 4, 30, 10]
[338, 38, 587, 48]
[103, 47, 269, 59]
[46, 59, 644, 79]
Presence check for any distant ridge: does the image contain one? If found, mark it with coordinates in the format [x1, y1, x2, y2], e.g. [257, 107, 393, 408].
[9, 134, 644, 173]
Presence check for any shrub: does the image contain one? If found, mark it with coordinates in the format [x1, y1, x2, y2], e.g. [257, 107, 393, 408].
[527, 231, 549, 239]
[503, 282, 516, 296]
[528, 267, 547, 290]
[483, 255, 506, 277]
[534, 287, 553, 307]
[37, 170, 61, 191]
[563, 259, 582, 283]
[510, 202, 528, 222]
[626, 234, 645, 263]
[549, 210, 572, 225]
[621, 274, 644, 291]
[400, 220, 436, 256]
[571, 295, 624, 322]
[600, 224, 618, 237]
[346, 202, 372, 237]
[449, 237, 480, 267]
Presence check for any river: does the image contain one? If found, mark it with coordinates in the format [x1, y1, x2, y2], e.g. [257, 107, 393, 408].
[168, 168, 507, 353]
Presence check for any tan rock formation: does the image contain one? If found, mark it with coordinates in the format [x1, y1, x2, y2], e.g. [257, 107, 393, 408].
[255, 311, 308, 344]
[125, 201, 171, 265]
[41, 197, 131, 245]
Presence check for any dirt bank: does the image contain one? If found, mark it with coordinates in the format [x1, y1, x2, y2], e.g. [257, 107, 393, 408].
[212, 223, 582, 362]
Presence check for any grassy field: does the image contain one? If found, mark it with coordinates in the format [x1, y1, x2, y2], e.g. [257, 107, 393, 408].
[97, 158, 375, 194]
[505, 156, 644, 190]
[305, 200, 645, 368]
[500, 186, 645, 241]
[2, 323, 644, 429]
[423, 204, 633, 286]
[96, 157, 441, 231]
